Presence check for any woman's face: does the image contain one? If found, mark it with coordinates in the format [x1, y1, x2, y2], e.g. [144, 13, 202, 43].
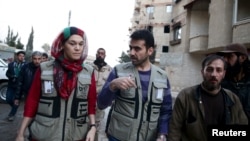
[62, 34, 85, 61]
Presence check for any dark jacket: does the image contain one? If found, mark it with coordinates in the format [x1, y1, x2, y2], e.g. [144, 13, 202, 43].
[6, 61, 26, 88]
[15, 62, 39, 100]
[221, 75, 250, 123]
[168, 85, 248, 141]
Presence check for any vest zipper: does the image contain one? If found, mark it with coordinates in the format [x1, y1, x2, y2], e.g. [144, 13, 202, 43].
[136, 102, 145, 141]
[62, 100, 68, 141]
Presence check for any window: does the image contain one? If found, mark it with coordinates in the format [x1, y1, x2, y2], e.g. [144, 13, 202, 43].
[166, 5, 172, 13]
[170, 22, 181, 45]
[174, 0, 181, 3]
[162, 46, 169, 53]
[234, 0, 250, 22]
[173, 25, 181, 40]
[146, 6, 154, 14]
[164, 25, 170, 33]
[147, 6, 154, 19]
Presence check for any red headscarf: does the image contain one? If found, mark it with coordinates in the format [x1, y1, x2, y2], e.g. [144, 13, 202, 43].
[51, 26, 88, 99]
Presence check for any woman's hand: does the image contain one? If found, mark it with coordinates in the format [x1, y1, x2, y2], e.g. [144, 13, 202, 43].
[15, 134, 25, 141]
[85, 126, 97, 141]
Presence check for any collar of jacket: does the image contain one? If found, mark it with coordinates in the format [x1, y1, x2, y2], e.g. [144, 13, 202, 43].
[195, 85, 234, 107]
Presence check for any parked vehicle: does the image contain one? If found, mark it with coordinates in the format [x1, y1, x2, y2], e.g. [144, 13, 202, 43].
[0, 58, 8, 103]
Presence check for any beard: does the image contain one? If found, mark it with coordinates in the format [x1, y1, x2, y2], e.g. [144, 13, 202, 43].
[94, 57, 106, 70]
[130, 55, 148, 66]
[202, 77, 221, 91]
[96, 57, 104, 63]
[226, 59, 241, 79]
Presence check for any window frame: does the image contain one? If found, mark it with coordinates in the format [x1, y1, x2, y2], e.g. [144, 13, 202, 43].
[233, 0, 250, 23]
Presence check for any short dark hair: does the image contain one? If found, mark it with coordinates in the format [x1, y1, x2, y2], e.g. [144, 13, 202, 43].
[97, 48, 105, 53]
[32, 51, 42, 57]
[130, 29, 155, 49]
[202, 54, 227, 70]
[42, 52, 48, 58]
[16, 50, 26, 56]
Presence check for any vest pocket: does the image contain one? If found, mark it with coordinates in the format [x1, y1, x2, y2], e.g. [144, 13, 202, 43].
[108, 112, 133, 141]
[121, 87, 136, 98]
[76, 78, 90, 99]
[145, 121, 158, 141]
[114, 97, 136, 118]
[71, 101, 88, 118]
[71, 118, 89, 140]
[149, 105, 161, 121]
[77, 102, 87, 117]
[30, 115, 57, 140]
[185, 118, 204, 140]
[152, 82, 167, 103]
[37, 99, 54, 116]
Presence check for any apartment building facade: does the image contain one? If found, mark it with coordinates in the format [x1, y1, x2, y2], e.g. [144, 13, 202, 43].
[130, 0, 173, 65]
[130, 0, 250, 94]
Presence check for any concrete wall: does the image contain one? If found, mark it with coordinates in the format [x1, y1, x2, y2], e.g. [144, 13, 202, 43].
[160, 52, 204, 92]
[189, 6, 209, 52]
[208, 0, 234, 48]
[233, 20, 250, 44]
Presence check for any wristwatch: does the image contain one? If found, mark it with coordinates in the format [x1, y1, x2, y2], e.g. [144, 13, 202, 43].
[89, 124, 96, 129]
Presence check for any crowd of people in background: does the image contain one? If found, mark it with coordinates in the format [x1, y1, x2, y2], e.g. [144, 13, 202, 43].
[5, 51, 49, 121]
[2, 26, 249, 141]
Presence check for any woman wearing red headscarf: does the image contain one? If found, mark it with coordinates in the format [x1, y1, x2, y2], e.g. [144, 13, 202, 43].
[16, 27, 97, 141]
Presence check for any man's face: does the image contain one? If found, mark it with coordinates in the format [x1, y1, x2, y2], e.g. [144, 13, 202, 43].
[201, 59, 226, 91]
[42, 56, 48, 62]
[129, 39, 153, 66]
[221, 53, 238, 67]
[221, 52, 243, 75]
[16, 53, 25, 62]
[32, 55, 42, 66]
[96, 49, 106, 61]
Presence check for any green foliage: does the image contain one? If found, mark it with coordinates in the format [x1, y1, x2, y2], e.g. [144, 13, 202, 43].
[6, 26, 19, 47]
[26, 27, 34, 51]
[16, 38, 24, 49]
[118, 51, 131, 63]
[24, 27, 35, 61]
[3, 26, 24, 50]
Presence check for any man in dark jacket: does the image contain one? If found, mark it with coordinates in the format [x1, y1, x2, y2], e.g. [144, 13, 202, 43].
[14, 51, 42, 107]
[168, 54, 248, 141]
[217, 43, 250, 123]
[6, 50, 26, 121]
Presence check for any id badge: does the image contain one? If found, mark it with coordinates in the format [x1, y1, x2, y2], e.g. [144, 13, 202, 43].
[44, 81, 52, 94]
[156, 89, 163, 100]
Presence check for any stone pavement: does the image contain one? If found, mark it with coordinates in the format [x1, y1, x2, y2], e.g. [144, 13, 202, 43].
[0, 101, 29, 141]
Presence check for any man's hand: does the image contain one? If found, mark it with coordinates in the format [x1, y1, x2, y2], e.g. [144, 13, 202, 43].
[156, 135, 167, 141]
[109, 76, 137, 91]
[14, 99, 20, 106]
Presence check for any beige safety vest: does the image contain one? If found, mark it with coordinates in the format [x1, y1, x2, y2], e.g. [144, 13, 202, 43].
[86, 62, 112, 94]
[107, 62, 169, 141]
[86, 62, 112, 122]
[29, 61, 93, 141]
